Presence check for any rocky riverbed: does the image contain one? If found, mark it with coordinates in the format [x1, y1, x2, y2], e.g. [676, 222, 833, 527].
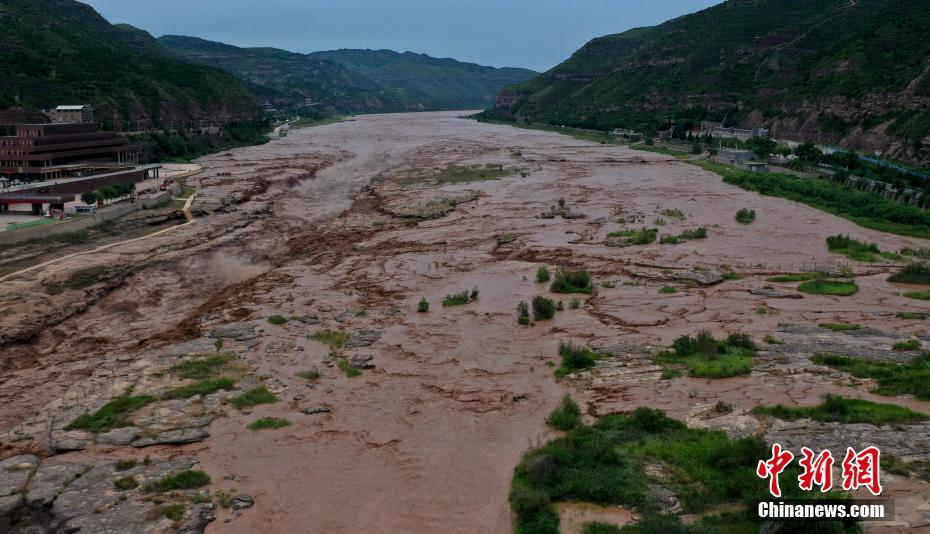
[2, 112, 930, 532]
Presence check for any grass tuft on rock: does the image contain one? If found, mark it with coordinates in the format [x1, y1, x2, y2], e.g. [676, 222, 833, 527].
[66, 395, 154, 434]
[267, 314, 288, 325]
[797, 279, 859, 296]
[819, 323, 861, 332]
[114, 476, 139, 491]
[231, 386, 278, 408]
[752, 394, 927, 425]
[550, 268, 593, 294]
[812, 353, 930, 400]
[247, 417, 291, 430]
[893, 339, 922, 351]
[337, 358, 362, 378]
[442, 290, 471, 307]
[143, 470, 211, 493]
[417, 297, 429, 313]
[310, 329, 349, 348]
[297, 369, 320, 381]
[659, 286, 678, 294]
[608, 227, 657, 245]
[169, 354, 237, 380]
[904, 290, 930, 300]
[546, 395, 582, 431]
[162, 377, 235, 400]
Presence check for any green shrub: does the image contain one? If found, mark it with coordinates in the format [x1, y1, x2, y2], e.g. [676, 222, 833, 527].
[661, 208, 685, 220]
[248, 417, 291, 430]
[536, 266, 551, 283]
[659, 286, 677, 294]
[442, 290, 471, 307]
[897, 312, 929, 320]
[163, 377, 235, 400]
[680, 227, 707, 240]
[752, 395, 927, 425]
[902, 248, 930, 260]
[658, 331, 755, 378]
[569, 298, 581, 309]
[660, 235, 679, 245]
[267, 314, 288, 325]
[231, 386, 278, 408]
[893, 339, 922, 351]
[607, 227, 657, 245]
[889, 263, 930, 285]
[417, 298, 430, 312]
[811, 353, 930, 400]
[517, 301, 531, 325]
[819, 323, 861, 331]
[904, 291, 930, 300]
[310, 329, 349, 348]
[550, 268, 593, 294]
[555, 341, 598, 378]
[546, 395, 582, 430]
[797, 279, 859, 296]
[532, 296, 557, 321]
[114, 476, 139, 491]
[735, 208, 756, 224]
[66, 395, 153, 433]
[143, 470, 211, 493]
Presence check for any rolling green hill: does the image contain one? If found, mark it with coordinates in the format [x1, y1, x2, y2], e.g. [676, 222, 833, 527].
[0, 0, 260, 130]
[308, 49, 538, 111]
[487, 0, 930, 165]
[158, 36, 411, 115]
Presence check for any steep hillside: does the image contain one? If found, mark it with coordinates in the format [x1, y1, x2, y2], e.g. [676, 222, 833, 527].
[158, 36, 411, 114]
[0, 0, 260, 129]
[309, 49, 538, 110]
[487, 0, 930, 165]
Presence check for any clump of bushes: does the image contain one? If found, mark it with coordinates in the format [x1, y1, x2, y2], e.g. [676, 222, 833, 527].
[904, 290, 930, 300]
[555, 341, 598, 378]
[735, 208, 756, 224]
[826, 234, 882, 262]
[442, 288, 479, 307]
[656, 331, 756, 378]
[532, 296, 557, 321]
[660, 235, 679, 245]
[680, 227, 707, 240]
[550, 268, 593, 294]
[536, 266, 551, 283]
[889, 262, 930, 285]
[417, 297, 429, 312]
[546, 395, 582, 430]
[659, 286, 677, 294]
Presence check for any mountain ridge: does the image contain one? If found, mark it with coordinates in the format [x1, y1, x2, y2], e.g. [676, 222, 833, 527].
[486, 0, 930, 166]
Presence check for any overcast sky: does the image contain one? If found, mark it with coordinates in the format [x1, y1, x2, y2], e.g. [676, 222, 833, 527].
[83, 0, 721, 72]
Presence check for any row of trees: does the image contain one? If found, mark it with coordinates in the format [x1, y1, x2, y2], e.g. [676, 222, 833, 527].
[80, 182, 135, 206]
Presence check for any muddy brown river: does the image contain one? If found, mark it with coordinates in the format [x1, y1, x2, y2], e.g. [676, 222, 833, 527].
[2, 111, 929, 533]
